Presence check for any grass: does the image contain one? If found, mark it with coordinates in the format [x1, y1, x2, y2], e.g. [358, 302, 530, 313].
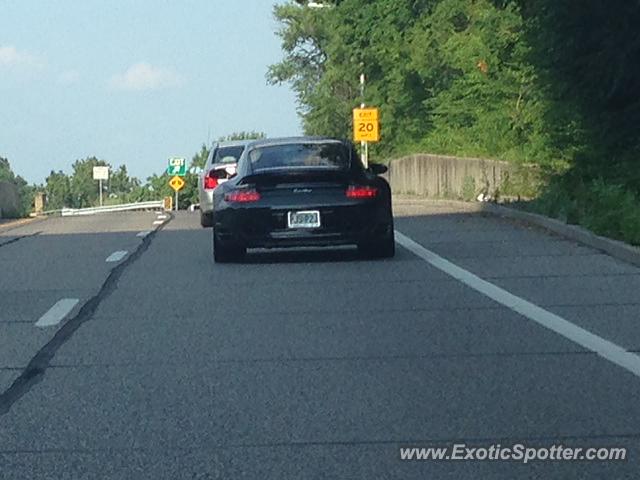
[525, 178, 640, 246]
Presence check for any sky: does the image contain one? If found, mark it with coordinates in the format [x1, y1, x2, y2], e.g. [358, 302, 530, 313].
[0, 0, 301, 184]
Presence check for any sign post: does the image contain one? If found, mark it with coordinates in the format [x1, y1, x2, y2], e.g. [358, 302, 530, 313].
[92, 166, 110, 207]
[360, 74, 367, 168]
[169, 175, 186, 211]
[167, 158, 187, 211]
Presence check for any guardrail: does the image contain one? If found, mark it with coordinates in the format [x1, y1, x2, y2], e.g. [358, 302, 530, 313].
[36, 201, 165, 217]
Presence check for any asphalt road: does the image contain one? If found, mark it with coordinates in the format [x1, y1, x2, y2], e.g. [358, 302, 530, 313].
[1, 201, 640, 479]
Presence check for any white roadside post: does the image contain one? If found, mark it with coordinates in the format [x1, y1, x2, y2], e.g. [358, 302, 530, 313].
[92, 166, 109, 207]
[360, 73, 368, 168]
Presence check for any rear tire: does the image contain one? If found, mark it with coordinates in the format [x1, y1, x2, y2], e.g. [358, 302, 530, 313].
[213, 231, 246, 263]
[201, 212, 214, 228]
[359, 225, 395, 259]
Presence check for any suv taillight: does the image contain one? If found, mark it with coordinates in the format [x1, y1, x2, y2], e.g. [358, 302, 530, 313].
[346, 185, 378, 198]
[203, 174, 218, 190]
[224, 189, 261, 203]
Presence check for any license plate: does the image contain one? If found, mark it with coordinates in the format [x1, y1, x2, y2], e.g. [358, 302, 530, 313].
[287, 210, 321, 229]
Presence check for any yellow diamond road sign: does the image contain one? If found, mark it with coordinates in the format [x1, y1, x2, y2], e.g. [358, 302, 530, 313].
[169, 175, 186, 192]
[353, 107, 380, 143]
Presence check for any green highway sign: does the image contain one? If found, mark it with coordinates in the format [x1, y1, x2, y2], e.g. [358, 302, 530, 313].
[167, 157, 187, 176]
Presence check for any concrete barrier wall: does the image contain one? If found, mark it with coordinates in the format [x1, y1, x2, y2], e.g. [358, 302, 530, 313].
[0, 181, 20, 219]
[388, 153, 527, 200]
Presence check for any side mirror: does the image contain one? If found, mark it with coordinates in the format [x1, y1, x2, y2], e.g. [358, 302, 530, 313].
[368, 163, 388, 175]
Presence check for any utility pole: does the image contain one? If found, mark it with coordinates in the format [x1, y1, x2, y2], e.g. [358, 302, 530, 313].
[360, 73, 368, 168]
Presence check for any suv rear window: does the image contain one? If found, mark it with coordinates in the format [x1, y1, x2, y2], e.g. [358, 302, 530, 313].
[212, 146, 245, 165]
[248, 143, 350, 172]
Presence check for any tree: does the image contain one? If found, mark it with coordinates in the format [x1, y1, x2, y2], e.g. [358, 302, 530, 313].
[109, 165, 140, 200]
[0, 158, 15, 183]
[0, 157, 36, 217]
[69, 157, 110, 208]
[218, 131, 266, 142]
[45, 171, 72, 210]
[190, 144, 210, 171]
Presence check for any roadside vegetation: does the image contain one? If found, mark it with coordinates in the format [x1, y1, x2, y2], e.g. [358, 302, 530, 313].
[0, 157, 34, 218]
[271, 0, 640, 244]
[0, 131, 266, 216]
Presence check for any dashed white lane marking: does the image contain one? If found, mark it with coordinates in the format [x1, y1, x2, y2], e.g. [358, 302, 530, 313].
[153, 220, 164, 225]
[157, 215, 168, 220]
[105, 250, 128, 263]
[35, 299, 79, 328]
[395, 230, 640, 378]
[137, 231, 151, 238]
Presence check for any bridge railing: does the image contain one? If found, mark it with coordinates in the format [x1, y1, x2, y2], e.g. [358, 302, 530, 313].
[387, 154, 541, 201]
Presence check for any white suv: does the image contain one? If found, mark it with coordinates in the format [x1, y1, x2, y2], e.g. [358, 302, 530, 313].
[198, 140, 250, 227]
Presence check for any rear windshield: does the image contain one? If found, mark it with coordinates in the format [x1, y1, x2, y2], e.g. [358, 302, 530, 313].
[212, 146, 245, 165]
[248, 143, 350, 172]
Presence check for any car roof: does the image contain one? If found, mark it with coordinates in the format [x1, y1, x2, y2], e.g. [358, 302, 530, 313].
[213, 139, 253, 148]
[244, 136, 346, 150]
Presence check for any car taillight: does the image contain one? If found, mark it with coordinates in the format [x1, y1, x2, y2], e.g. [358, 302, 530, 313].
[346, 185, 378, 198]
[203, 174, 218, 190]
[224, 189, 261, 203]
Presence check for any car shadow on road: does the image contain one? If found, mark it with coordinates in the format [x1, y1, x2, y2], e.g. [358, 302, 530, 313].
[240, 247, 372, 264]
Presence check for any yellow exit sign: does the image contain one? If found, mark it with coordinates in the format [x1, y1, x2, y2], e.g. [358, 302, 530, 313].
[353, 108, 380, 142]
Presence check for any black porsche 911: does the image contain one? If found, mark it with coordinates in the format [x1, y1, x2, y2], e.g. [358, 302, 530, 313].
[210, 137, 395, 262]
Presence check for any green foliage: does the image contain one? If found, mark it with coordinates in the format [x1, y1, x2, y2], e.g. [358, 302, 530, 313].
[45, 158, 145, 209]
[38, 131, 266, 212]
[188, 144, 210, 171]
[270, 0, 548, 161]
[530, 178, 640, 246]
[110, 165, 141, 200]
[522, 0, 640, 185]
[271, 0, 640, 244]
[0, 157, 35, 217]
[45, 171, 73, 210]
[0, 158, 15, 183]
[219, 131, 266, 142]
[69, 157, 108, 208]
[270, 0, 639, 168]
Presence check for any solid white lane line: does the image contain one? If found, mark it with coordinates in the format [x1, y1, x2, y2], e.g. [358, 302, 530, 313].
[106, 250, 128, 263]
[35, 299, 79, 328]
[395, 230, 640, 378]
[137, 231, 151, 238]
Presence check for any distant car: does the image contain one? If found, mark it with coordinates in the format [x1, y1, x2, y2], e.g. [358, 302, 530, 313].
[210, 136, 395, 262]
[198, 140, 251, 227]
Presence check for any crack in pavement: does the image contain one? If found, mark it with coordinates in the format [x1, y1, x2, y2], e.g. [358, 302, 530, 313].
[0, 215, 171, 416]
[0, 232, 41, 249]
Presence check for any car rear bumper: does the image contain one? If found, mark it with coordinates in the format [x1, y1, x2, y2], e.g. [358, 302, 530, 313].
[214, 203, 392, 249]
[199, 190, 214, 213]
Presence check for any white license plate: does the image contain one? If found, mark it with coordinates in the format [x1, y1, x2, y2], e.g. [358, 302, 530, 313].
[287, 210, 321, 229]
